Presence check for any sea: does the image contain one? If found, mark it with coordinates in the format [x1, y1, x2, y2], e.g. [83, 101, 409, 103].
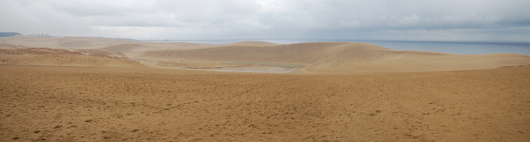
[142, 39, 530, 56]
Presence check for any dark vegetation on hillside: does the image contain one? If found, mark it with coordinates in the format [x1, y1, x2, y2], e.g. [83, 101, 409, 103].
[0, 32, 21, 37]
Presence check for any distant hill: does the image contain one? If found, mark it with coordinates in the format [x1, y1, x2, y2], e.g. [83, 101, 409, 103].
[0, 32, 21, 37]
[140, 42, 530, 73]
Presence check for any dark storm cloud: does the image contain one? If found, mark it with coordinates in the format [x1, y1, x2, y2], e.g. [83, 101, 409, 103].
[1, 0, 529, 41]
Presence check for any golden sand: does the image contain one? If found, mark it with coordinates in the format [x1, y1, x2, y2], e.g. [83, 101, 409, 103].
[1, 36, 529, 141]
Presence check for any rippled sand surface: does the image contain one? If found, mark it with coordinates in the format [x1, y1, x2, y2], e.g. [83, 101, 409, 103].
[1, 37, 529, 141]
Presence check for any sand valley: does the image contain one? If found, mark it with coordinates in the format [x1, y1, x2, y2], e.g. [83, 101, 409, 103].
[1, 36, 530, 141]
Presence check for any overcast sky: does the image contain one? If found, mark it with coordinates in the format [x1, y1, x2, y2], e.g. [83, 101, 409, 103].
[1, 0, 529, 41]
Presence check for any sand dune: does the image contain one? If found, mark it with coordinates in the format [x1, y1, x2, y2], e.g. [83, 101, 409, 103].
[140, 42, 529, 73]
[99, 44, 144, 53]
[1, 65, 529, 141]
[3, 36, 528, 74]
[1, 36, 136, 50]
[227, 41, 278, 46]
[1, 36, 530, 141]
[0, 47, 143, 67]
[142, 42, 348, 64]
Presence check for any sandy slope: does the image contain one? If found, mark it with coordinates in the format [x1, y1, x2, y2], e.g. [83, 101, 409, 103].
[1, 65, 529, 141]
[3, 36, 529, 74]
[1, 36, 530, 141]
[0, 47, 144, 67]
[140, 42, 530, 73]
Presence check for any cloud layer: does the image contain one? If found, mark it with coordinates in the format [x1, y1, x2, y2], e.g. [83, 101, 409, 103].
[1, 0, 529, 41]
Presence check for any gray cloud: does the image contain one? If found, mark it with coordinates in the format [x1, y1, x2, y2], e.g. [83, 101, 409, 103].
[1, 0, 529, 41]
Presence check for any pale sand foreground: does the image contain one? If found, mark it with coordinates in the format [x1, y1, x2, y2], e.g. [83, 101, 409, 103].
[1, 36, 530, 141]
[1, 65, 529, 141]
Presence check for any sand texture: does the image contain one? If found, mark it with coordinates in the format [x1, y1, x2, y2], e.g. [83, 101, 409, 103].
[1, 36, 530, 141]
[1, 65, 529, 141]
[2, 37, 529, 73]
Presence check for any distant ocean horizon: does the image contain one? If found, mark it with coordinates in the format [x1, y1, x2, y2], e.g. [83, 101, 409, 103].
[137, 39, 530, 55]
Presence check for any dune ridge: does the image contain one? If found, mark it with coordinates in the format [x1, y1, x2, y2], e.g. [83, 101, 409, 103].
[2, 36, 529, 74]
[139, 42, 530, 73]
[1, 36, 530, 141]
[0, 47, 144, 67]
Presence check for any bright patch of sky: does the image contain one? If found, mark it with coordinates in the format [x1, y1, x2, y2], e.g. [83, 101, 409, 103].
[1, 0, 529, 41]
